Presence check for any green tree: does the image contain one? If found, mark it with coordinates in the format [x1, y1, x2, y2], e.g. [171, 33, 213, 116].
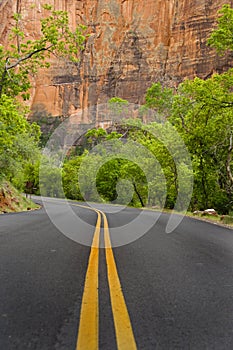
[96, 158, 123, 202]
[144, 82, 174, 119]
[0, 4, 86, 98]
[208, 4, 233, 53]
[0, 94, 41, 186]
[85, 128, 107, 148]
[0, 5, 87, 191]
[108, 97, 130, 119]
[170, 73, 233, 212]
[62, 157, 83, 200]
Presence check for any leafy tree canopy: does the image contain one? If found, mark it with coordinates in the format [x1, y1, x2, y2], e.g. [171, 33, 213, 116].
[0, 4, 87, 191]
[208, 4, 233, 53]
[0, 4, 86, 98]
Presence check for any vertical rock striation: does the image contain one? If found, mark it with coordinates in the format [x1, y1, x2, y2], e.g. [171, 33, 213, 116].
[0, 0, 232, 119]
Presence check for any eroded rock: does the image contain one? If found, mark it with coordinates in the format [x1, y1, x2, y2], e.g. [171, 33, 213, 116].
[0, 0, 232, 120]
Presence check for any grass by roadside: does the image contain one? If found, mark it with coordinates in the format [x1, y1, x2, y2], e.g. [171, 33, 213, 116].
[144, 206, 233, 229]
[185, 211, 233, 229]
[0, 180, 40, 214]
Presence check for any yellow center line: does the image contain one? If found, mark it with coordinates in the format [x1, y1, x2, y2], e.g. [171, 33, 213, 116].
[101, 211, 137, 350]
[48, 200, 137, 349]
[76, 209, 101, 350]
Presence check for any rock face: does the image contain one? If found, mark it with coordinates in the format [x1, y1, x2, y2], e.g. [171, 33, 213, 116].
[0, 0, 232, 119]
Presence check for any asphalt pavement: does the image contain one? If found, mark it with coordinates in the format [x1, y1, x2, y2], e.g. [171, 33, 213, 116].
[1, 198, 233, 349]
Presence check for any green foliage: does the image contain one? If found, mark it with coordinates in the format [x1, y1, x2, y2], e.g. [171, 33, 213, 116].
[95, 158, 124, 202]
[85, 128, 107, 148]
[169, 71, 233, 212]
[59, 5, 233, 213]
[106, 131, 123, 140]
[208, 4, 233, 54]
[144, 82, 174, 118]
[0, 94, 41, 187]
[0, 5, 87, 195]
[221, 214, 233, 225]
[39, 156, 64, 198]
[0, 5, 86, 98]
[78, 151, 104, 202]
[108, 97, 129, 117]
[94, 156, 149, 207]
[2, 1, 233, 216]
[23, 160, 42, 195]
[108, 97, 129, 105]
[62, 157, 83, 200]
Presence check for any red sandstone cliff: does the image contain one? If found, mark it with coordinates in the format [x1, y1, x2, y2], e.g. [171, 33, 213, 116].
[0, 0, 232, 119]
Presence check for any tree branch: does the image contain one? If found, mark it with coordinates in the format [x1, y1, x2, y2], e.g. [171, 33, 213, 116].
[133, 181, 145, 207]
[0, 68, 7, 98]
[211, 96, 233, 107]
[5, 44, 54, 70]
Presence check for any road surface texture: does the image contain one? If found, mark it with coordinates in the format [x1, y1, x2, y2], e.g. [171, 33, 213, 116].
[0, 198, 233, 349]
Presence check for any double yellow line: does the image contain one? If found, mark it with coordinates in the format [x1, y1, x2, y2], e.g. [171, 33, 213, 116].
[75, 205, 137, 350]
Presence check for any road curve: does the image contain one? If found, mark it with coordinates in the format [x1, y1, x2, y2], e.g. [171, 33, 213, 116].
[0, 198, 233, 349]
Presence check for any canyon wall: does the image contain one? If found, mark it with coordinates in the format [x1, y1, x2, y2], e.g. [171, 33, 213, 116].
[0, 0, 233, 121]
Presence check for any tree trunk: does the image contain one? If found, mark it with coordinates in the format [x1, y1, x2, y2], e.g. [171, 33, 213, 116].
[0, 68, 7, 98]
[133, 181, 145, 207]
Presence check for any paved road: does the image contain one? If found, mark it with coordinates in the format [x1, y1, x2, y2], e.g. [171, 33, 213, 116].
[1, 198, 233, 349]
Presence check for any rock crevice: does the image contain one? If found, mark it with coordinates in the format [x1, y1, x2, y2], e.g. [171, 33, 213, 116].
[0, 0, 232, 118]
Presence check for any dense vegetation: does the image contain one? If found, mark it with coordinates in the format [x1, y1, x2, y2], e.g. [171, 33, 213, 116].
[61, 5, 233, 213]
[0, 5, 86, 195]
[1, 4, 233, 214]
